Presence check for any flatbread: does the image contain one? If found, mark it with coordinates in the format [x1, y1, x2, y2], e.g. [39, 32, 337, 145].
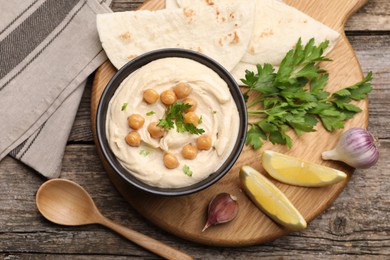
[165, 0, 179, 9]
[241, 0, 340, 65]
[96, 2, 256, 71]
[175, 0, 283, 7]
[167, 0, 340, 84]
[230, 62, 258, 82]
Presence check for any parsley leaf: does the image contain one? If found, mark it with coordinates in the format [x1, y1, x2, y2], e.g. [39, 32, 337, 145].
[183, 165, 193, 177]
[182, 122, 205, 135]
[244, 38, 373, 150]
[121, 103, 128, 111]
[139, 149, 150, 156]
[146, 111, 155, 116]
[198, 115, 203, 124]
[158, 101, 205, 135]
[245, 126, 266, 150]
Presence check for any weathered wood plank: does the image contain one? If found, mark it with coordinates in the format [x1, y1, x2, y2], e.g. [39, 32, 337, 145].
[0, 141, 389, 257]
[346, 0, 390, 31]
[0, 256, 142, 260]
[110, 0, 144, 12]
[1, 0, 389, 258]
[352, 35, 390, 139]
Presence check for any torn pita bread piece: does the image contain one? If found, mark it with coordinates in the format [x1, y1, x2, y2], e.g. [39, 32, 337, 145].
[165, 0, 179, 9]
[170, 0, 339, 66]
[242, 0, 340, 66]
[168, 0, 340, 84]
[230, 61, 258, 83]
[176, 0, 237, 8]
[96, 2, 255, 71]
[230, 0, 340, 83]
[173, 0, 283, 9]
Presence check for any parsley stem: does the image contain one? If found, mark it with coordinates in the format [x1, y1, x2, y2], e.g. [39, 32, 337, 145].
[247, 110, 268, 116]
[247, 97, 264, 108]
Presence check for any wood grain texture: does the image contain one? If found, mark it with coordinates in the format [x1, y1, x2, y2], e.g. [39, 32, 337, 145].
[90, 0, 373, 246]
[1, 0, 389, 258]
[36, 179, 193, 259]
[345, 0, 390, 31]
[0, 140, 389, 258]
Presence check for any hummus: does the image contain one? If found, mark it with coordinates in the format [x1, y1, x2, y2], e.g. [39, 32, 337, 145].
[106, 57, 240, 188]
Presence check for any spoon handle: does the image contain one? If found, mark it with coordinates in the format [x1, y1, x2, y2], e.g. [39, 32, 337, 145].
[98, 215, 193, 260]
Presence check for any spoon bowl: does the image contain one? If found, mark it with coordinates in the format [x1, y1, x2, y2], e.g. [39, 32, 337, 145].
[36, 179, 101, 226]
[36, 179, 192, 260]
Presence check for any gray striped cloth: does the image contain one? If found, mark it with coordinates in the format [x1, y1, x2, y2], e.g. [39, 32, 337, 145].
[0, 0, 112, 178]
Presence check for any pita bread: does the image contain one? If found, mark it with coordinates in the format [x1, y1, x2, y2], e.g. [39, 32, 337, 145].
[230, 62, 258, 81]
[167, 0, 340, 84]
[175, 0, 283, 8]
[165, 0, 179, 9]
[241, 0, 340, 65]
[96, 2, 255, 71]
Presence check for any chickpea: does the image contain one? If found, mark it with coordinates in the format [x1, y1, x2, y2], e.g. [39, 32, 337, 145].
[160, 89, 177, 105]
[197, 134, 212, 150]
[184, 112, 199, 126]
[173, 82, 192, 99]
[163, 153, 179, 169]
[143, 89, 159, 104]
[127, 114, 145, 130]
[147, 122, 165, 138]
[182, 97, 197, 112]
[125, 131, 141, 147]
[181, 144, 198, 159]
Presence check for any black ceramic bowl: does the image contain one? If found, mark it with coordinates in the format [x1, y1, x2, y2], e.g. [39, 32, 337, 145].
[96, 49, 247, 196]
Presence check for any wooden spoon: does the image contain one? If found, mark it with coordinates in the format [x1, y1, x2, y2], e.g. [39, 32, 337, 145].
[36, 178, 193, 260]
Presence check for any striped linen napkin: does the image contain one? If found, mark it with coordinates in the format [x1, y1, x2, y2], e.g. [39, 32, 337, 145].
[0, 0, 112, 178]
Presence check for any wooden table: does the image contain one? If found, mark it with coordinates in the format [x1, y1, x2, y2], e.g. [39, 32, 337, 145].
[1, 0, 389, 258]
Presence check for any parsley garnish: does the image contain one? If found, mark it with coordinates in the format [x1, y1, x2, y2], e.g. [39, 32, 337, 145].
[139, 149, 150, 156]
[121, 103, 128, 111]
[183, 165, 193, 177]
[242, 38, 373, 149]
[146, 111, 155, 116]
[158, 101, 205, 135]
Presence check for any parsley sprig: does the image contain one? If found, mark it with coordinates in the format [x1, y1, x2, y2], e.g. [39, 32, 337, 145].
[121, 103, 128, 111]
[242, 38, 373, 150]
[183, 164, 193, 177]
[158, 101, 205, 135]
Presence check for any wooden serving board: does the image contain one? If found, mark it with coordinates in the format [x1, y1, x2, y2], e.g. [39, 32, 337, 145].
[91, 0, 368, 246]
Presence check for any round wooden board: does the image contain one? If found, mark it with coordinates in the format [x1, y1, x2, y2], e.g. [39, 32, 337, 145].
[91, 0, 369, 246]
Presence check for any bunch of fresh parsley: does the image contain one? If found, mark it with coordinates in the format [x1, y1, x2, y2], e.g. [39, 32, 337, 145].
[158, 101, 205, 135]
[242, 38, 373, 150]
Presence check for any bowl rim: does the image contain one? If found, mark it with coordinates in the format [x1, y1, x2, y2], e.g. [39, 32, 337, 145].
[96, 48, 248, 196]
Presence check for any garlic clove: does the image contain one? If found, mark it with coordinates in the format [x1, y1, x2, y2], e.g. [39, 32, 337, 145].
[202, 193, 239, 232]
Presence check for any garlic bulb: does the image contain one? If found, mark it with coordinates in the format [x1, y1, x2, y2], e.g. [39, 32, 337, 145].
[322, 128, 379, 169]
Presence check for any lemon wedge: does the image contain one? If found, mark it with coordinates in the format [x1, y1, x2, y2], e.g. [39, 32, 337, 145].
[240, 166, 307, 231]
[262, 150, 347, 187]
